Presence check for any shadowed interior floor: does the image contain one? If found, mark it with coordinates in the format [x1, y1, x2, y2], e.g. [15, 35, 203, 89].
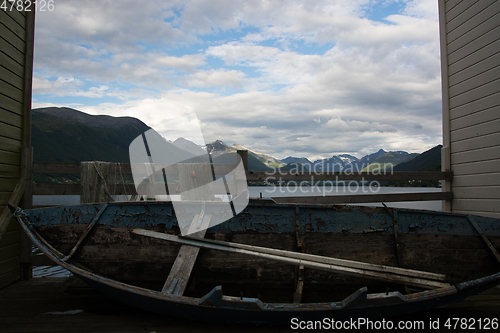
[0, 278, 499, 332]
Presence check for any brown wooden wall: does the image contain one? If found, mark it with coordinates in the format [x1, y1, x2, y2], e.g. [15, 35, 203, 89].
[440, 0, 500, 218]
[0, 8, 34, 288]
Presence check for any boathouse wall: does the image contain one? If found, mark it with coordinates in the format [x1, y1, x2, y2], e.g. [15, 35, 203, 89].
[0, 9, 35, 289]
[439, 0, 500, 218]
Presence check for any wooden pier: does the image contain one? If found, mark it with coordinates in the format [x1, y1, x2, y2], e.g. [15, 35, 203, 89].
[0, 277, 499, 332]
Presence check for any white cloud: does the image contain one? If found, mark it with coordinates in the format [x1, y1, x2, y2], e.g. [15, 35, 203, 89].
[152, 54, 206, 72]
[182, 69, 247, 88]
[32, 0, 443, 160]
[324, 117, 397, 133]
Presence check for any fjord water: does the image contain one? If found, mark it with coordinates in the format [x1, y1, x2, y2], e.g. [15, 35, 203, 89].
[33, 186, 443, 211]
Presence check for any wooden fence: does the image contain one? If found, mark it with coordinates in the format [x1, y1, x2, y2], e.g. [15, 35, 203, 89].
[32, 151, 453, 205]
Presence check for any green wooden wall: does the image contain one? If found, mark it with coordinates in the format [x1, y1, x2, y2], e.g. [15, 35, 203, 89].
[0, 8, 34, 289]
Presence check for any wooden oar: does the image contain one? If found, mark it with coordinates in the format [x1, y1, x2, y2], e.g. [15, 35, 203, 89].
[133, 228, 449, 290]
[185, 233, 445, 281]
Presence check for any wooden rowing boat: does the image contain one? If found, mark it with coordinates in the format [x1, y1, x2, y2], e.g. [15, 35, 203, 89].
[9, 199, 500, 324]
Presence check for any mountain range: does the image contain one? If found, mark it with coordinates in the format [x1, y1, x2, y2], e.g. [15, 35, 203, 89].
[31, 107, 440, 174]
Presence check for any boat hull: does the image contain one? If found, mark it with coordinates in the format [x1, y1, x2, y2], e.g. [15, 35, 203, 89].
[15, 199, 500, 323]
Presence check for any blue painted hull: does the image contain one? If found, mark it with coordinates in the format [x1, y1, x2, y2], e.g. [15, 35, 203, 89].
[11, 200, 500, 324]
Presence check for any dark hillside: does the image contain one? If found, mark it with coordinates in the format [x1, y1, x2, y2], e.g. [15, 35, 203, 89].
[32, 107, 150, 163]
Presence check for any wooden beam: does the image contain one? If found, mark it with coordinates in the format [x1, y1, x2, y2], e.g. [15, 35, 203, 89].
[162, 163, 215, 295]
[33, 162, 240, 177]
[33, 162, 81, 174]
[0, 178, 24, 243]
[467, 215, 500, 265]
[62, 203, 109, 262]
[134, 229, 449, 289]
[161, 214, 211, 295]
[34, 162, 453, 181]
[293, 206, 305, 303]
[272, 192, 453, 205]
[247, 171, 453, 181]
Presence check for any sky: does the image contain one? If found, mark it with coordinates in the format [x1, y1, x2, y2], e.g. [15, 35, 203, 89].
[32, 0, 443, 161]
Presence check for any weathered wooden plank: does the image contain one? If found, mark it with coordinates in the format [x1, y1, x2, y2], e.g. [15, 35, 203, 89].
[452, 198, 500, 213]
[0, 150, 20, 165]
[0, 30, 25, 66]
[0, 191, 14, 205]
[0, 52, 24, 82]
[451, 132, 500, 153]
[0, 257, 20, 276]
[0, 93, 23, 115]
[0, 59, 23, 89]
[161, 214, 211, 295]
[0, 37, 24, 73]
[135, 229, 449, 289]
[271, 192, 452, 205]
[451, 145, 500, 165]
[446, 0, 496, 34]
[0, 109, 23, 130]
[454, 186, 500, 199]
[447, 0, 500, 45]
[247, 171, 452, 181]
[445, 0, 475, 19]
[0, 243, 20, 262]
[0, 78, 23, 103]
[0, 136, 22, 154]
[453, 172, 500, 188]
[162, 163, 214, 295]
[62, 203, 109, 261]
[33, 163, 452, 182]
[22, 9, 34, 145]
[0, 121, 22, 141]
[0, 267, 18, 290]
[451, 118, 500, 142]
[0, 230, 20, 247]
[452, 158, 500, 176]
[450, 78, 500, 110]
[33, 162, 237, 177]
[2, 6, 27, 27]
[453, 210, 500, 219]
[451, 105, 500, 131]
[33, 162, 81, 174]
[191, 231, 446, 281]
[449, 53, 500, 92]
[449, 65, 500, 99]
[0, 10, 26, 43]
[467, 215, 500, 264]
[449, 40, 500, 80]
[448, 26, 500, 66]
[0, 177, 20, 192]
[398, 233, 500, 251]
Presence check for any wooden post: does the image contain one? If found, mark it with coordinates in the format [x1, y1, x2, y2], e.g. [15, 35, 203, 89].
[438, 0, 452, 213]
[162, 163, 214, 295]
[19, 9, 36, 280]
